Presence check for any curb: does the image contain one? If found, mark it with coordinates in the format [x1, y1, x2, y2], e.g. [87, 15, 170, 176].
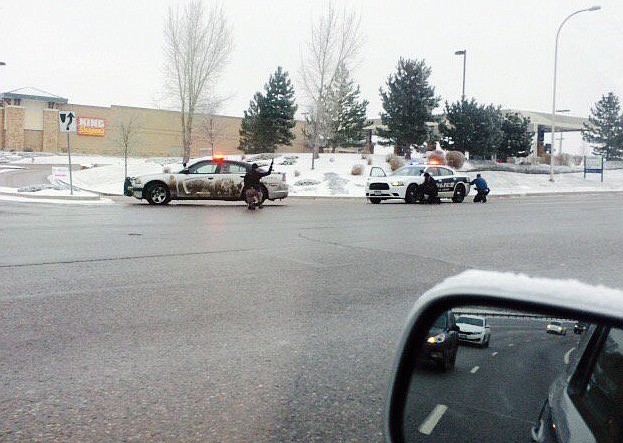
[0, 190, 102, 201]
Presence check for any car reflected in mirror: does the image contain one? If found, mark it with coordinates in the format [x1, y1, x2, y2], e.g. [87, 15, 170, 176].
[385, 271, 623, 443]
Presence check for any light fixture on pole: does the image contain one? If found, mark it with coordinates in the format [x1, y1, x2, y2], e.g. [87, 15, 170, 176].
[549, 6, 600, 182]
[454, 50, 466, 101]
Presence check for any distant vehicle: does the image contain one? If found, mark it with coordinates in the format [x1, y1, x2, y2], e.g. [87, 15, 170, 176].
[418, 311, 460, 371]
[573, 322, 587, 334]
[366, 164, 471, 204]
[455, 315, 491, 347]
[546, 321, 567, 335]
[126, 158, 288, 205]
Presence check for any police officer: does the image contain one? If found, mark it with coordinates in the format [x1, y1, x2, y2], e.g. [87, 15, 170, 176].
[471, 173, 490, 203]
[243, 159, 273, 210]
[422, 172, 441, 204]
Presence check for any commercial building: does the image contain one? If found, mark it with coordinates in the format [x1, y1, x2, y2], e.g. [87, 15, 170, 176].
[0, 87, 308, 157]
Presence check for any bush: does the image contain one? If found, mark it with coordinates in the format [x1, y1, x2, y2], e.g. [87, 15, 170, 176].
[351, 164, 364, 175]
[385, 153, 393, 162]
[329, 157, 335, 162]
[294, 170, 300, 177]
[367, 157, 373, 166]
[554, 153, 574, 166]
[389, 156, 404, 171]
[446, 151, 465, 169]
[428, 150, 447, 165]
[361, 153, 367, 160]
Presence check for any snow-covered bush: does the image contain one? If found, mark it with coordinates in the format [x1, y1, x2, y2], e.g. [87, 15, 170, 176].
[388, 156, 405, 171]
[294, 170, 300, 177]
[351, 164, 364, 175]
[367, 157, 373, 166]
[295, 179, 321, 186]
[329, 157, 335, 162]
[446, 151, 465, 169]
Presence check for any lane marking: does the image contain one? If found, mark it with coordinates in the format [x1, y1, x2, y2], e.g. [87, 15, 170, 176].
[492, 352, 498, 356]
[508, 343, 515, 347]
[471, 366, 480, 374]
[418, 404, 448, 435]
[564, 347, 575, 365]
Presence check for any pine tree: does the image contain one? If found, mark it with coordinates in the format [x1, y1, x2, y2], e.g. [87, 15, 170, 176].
[499, 112, 533, 158]
[239, 92, 266, 154]
[325, 64, 370, 152]
[377, 58, 439, 158]
[239, 67, 297, 154]
[440, 99, 503, 158]
[583, 92, 623, 160]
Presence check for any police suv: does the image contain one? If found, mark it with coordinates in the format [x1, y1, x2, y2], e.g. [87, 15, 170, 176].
[366, 163, 471, 204]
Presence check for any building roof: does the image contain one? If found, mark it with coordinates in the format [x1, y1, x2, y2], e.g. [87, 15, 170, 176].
[1, 87, 68, 104]
[503, 109, 588, 132]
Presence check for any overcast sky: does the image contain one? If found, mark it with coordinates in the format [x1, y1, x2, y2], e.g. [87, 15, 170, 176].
[2, 0, 622, 124]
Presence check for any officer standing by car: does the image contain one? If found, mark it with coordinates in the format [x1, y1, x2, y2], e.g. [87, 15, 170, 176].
[243, 159, 273, 210]
[471, 173, 490, 203]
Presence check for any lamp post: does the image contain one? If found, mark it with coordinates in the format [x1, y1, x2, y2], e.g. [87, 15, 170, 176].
[549, 6, 600, 182]
[556, 109, 570, 155]
[454, 50, 466, 101]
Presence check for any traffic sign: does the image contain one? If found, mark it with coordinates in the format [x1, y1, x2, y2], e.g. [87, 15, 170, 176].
[59, 111, 77, 133]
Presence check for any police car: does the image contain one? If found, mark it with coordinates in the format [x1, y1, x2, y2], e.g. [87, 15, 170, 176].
[126, 157, 288, 205]
[366, 163, 471, 204]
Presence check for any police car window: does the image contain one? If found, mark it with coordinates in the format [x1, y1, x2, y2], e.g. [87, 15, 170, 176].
[578, 327, 623, 441]
[190, 162, 218, 174]
[439, 168, 453, 176]
[221, 163, 247, 174]
[391, 166, 413, 176]
[427, 167, 440, 176]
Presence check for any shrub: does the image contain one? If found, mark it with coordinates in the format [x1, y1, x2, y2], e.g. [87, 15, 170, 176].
[367, 157, 373, 166]
[428, 150, 447, 165]
[294, 170, 300, 177]
[351, 164, 364, 175]
[446, 151, 465, 169]
[385, 153, 393, 163]
[389, 156, 404, 171]
[361, 153, 367, 160]
[329, 157, 335, 162]
[554, 153, 574, 166]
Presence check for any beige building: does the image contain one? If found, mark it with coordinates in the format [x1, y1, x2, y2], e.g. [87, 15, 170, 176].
[0, 87, 309, 157]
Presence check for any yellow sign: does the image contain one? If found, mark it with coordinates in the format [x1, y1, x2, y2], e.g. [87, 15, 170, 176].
[78, 116, 106, 137]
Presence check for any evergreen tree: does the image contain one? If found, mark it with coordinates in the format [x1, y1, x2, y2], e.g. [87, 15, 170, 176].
[583, 92, 623, 160]
[499, 112, 533, 158]
[440, 99, 503, 158]
[239, 67, 297, 154]
[325, 64, 370, 152]
[239, 92, 266, 154]
[378, 58, 439, 158]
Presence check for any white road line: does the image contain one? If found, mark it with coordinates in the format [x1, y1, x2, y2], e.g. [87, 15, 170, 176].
[470, 366, 480, 374]
[492, 352, 498, 356]
[508, 343, 515, 347]
[418, 404, 448, 435]
[564, 347, 575, 365]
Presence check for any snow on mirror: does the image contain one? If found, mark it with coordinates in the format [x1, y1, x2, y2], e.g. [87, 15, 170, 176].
[399, 306, 623, 442]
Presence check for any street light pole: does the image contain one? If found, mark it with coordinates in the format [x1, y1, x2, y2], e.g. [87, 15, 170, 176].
[549, 6, 600, 182]
[0, 62, 6, 150]
[454, 50, 467, 100]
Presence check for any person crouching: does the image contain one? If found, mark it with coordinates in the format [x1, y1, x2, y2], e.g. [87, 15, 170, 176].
[422, 172, 441, 204]
[471, 173, 490, 203]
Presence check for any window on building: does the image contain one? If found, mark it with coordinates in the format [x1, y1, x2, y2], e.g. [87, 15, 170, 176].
[13, 98, 21, 106]
[48, 102, 56, 109]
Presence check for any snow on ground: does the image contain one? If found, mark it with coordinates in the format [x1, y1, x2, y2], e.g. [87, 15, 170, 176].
[4, 151, 623, 198]
[0, 186, 112, 205]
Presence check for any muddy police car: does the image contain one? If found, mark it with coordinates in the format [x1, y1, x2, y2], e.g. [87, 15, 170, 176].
[126, 157, 288, 205]
[366, 163, 471, 204]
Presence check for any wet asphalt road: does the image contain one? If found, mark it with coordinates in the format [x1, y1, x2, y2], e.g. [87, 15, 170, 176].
[1, 194, 623, 442]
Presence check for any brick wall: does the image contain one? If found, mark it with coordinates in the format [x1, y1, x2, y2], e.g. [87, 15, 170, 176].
[4, 106, 25, 150]
[42, 109, 58, 151]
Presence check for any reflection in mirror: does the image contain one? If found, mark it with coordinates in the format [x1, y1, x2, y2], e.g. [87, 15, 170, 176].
[369, 167, 386, 177]
[400, 306, 623, 442]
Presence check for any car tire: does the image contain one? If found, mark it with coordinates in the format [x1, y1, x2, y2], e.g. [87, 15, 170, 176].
[452, 184, 466, 203]
[369, 198, 382, 204]
[145, 182, 171, 205]
[405, 185, 418, 204]
[482, 336, 490, 348]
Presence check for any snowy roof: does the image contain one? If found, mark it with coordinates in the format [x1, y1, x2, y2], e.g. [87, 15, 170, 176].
[2, 87, 68, 104]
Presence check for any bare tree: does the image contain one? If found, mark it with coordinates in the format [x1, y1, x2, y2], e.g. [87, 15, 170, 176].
[200, 113, 226, 158]
[114, 114, 142, 179]
[300, 2, 364, 168]
[163, 1, 233, 165]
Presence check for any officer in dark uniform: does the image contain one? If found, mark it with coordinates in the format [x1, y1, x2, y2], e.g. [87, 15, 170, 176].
[471, 174, 490, 203]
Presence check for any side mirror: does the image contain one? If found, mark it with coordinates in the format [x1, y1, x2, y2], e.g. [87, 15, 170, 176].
[385, 270, 623, 443]
[370, 167, 387, 178]
[182, 169, 190, 174]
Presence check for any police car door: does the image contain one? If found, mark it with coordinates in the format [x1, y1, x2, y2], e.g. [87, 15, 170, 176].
[177, 160, 219, 198]
[435, 167, 457, 196]
[216, 162, 247, 199]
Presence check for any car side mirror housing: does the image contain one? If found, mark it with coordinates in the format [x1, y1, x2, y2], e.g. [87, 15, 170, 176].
[370, 167, 387, 178]
[385, 270, 623, 443]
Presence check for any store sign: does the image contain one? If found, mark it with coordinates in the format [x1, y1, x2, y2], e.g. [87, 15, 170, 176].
[78, 117, 106, 137]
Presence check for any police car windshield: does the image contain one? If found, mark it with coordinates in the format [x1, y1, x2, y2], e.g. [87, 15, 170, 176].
[456, 317, 484, 327]
[391, 166, 425, 176]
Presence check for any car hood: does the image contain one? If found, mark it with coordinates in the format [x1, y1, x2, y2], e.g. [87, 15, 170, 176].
[134, 172, 177, 182]
[457, 324, 484, 333]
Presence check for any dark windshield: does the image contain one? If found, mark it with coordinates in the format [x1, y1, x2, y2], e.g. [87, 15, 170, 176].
[456, 316, 484, 327]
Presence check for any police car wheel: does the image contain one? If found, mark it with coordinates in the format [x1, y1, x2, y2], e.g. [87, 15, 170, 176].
[452, 184, 466, 203]
[405, 185, 419, 204]
[369, 198, 381, 204]
[145, 183, 171, 205]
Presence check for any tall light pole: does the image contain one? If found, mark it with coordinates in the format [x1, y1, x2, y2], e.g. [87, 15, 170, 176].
[556, 109, 570, 155]
[549, 6, 600, 182]
[454, 50, 467, 101]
